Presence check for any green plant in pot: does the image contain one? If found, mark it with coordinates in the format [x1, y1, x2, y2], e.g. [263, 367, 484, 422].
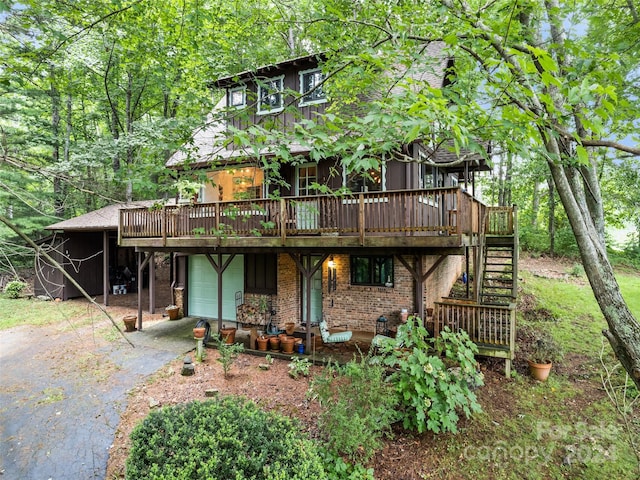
[527, 332, 564, 381]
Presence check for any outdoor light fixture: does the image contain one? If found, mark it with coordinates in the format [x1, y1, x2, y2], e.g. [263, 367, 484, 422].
[327, 256, 337, 293]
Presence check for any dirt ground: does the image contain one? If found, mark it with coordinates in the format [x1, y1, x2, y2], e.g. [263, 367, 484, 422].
[104, 254, 598, 479]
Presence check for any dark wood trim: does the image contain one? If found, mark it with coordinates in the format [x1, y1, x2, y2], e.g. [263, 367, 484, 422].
[205, 253, 237, 332]
[396, 254, 446, 320]
[136, 251, 154, 330]
[103, 231, 109, 307]
[288, 253, 329, 350]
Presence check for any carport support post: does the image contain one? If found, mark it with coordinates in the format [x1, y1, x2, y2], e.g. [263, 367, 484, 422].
[136, 251, 153, 331]
[205, 253, 236, 333]
[103, 231, 109, 306]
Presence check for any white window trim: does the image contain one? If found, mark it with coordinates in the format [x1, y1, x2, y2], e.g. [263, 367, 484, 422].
[228, 85, 247, 109]
[257, 75, 285, 115]
[298, 67, 327, 107]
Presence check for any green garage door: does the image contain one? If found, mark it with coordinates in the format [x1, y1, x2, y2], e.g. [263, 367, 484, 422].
[188, 255, 244, 320]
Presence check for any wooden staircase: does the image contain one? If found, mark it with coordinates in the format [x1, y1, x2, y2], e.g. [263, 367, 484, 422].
[479, 236, 517, 305]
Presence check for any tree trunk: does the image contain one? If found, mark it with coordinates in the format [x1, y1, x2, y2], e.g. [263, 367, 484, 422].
[547, 176, 555, 256]
[50, 70, 64, 217]
[531, 181, 540, 228]
[548, 160, 640, 387]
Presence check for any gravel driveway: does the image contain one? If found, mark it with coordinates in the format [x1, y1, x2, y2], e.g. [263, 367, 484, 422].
[0, 316, 195, 479]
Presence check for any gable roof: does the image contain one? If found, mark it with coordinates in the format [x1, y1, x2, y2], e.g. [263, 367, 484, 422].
[45, 201, 158, 232]
[213, 53, 326, 89]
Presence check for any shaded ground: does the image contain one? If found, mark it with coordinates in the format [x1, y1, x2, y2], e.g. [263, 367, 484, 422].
[1, 255, 614, 479]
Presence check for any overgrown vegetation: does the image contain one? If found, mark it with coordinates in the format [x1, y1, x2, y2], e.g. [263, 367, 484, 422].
[3, 280, 27, 299]
[288, 356, 311, 379]
[126, 397, 327, 479]
[309, 353, 397, 464]
[378, 318, 484, 434]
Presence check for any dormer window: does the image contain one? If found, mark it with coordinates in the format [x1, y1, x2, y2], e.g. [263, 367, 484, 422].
[257, 76, 284, 114]
[299, 68, 326, 106]
[228, 86, 246, 108]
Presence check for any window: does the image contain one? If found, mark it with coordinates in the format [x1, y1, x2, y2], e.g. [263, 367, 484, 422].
[344, 163, 385, 192]
[228, 86, 246, 108]
[245, 254, 277, 294]
[350, 255, 393, 286]
[257, 76, 284, 114]
[299, 68, 326, 106]
[419, 163, 434, 189]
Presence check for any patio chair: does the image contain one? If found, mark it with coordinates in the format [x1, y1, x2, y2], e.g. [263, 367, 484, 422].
[319, 319, 352, 344]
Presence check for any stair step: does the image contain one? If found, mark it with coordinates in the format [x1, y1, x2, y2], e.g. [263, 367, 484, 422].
[480, 293, 514, 299]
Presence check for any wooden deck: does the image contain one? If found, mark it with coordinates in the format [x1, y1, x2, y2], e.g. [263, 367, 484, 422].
[119, 187, 487, 250]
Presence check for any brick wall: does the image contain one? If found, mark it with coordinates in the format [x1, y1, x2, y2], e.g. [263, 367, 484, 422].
[321, 254, 463, 333]
[273, 254, 299, 327]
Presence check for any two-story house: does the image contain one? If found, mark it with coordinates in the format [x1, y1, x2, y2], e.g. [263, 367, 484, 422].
[119, 47, 518, 374]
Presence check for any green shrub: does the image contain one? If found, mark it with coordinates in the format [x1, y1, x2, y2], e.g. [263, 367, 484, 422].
[379, 317, 484, 434]
[126, 397, 327, 480]
[317, 448, 375, 480]
[309, 352, 397, 463]
[288, 357, 311, 379]
[4, 280, 26, 299]
[215, 336, 244, 378]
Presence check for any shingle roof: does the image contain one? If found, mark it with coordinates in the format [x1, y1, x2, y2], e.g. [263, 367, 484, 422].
[45, 201, 158, 231]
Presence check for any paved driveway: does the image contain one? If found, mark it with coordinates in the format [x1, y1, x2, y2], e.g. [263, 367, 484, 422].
[0, 317, 196, 479]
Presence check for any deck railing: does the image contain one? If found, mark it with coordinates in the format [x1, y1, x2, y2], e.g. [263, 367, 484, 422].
[119, 187, 487, 243]
[486, 206, 515, 235]
[433, 300, 516, 376]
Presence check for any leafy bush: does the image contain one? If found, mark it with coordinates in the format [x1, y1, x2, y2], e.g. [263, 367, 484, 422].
[288, 357, 311, 379]
[309, 352, 397, 463]
[379, 317, 484, 434]
[215, 337, 244, 378]
[519, 225, 549, 253]
[4, 280, 26, 299]
[317, 448, 375, 480]
[126, 397, 327, 480]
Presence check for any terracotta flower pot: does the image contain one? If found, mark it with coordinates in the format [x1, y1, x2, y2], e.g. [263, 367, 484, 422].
[193, 327, 206, 339]
[269, 336, 280, 351]
[281, 336, 295, 354]
[285, 322, 296, 335]
[123, 315, 137, 332]
[528, 360, 552, 381]
[256, 336, 269, 351]
[219, 327, 236, 344]
[166, 306, 180, 320]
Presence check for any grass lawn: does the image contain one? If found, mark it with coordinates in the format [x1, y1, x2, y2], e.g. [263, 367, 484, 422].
[0, 296, 93, 330]
[435, 267, 640, 480]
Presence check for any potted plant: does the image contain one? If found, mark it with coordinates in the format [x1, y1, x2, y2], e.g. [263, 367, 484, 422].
[166, 305, 180, 320]
[527, 332, 564, 381]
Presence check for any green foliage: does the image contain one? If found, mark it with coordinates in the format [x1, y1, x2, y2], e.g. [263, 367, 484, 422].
[529, 331, 564, 364]
[288, 357, 311, 379]
[309, 353, 397, 463]
[519, 225, 550, 254]
[379, 318, 484, 434]
[215, 337, 244, 378]
[126, 397, 327, 480]
[317, 448, 375, 480]
[3, 280, 26, 299]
